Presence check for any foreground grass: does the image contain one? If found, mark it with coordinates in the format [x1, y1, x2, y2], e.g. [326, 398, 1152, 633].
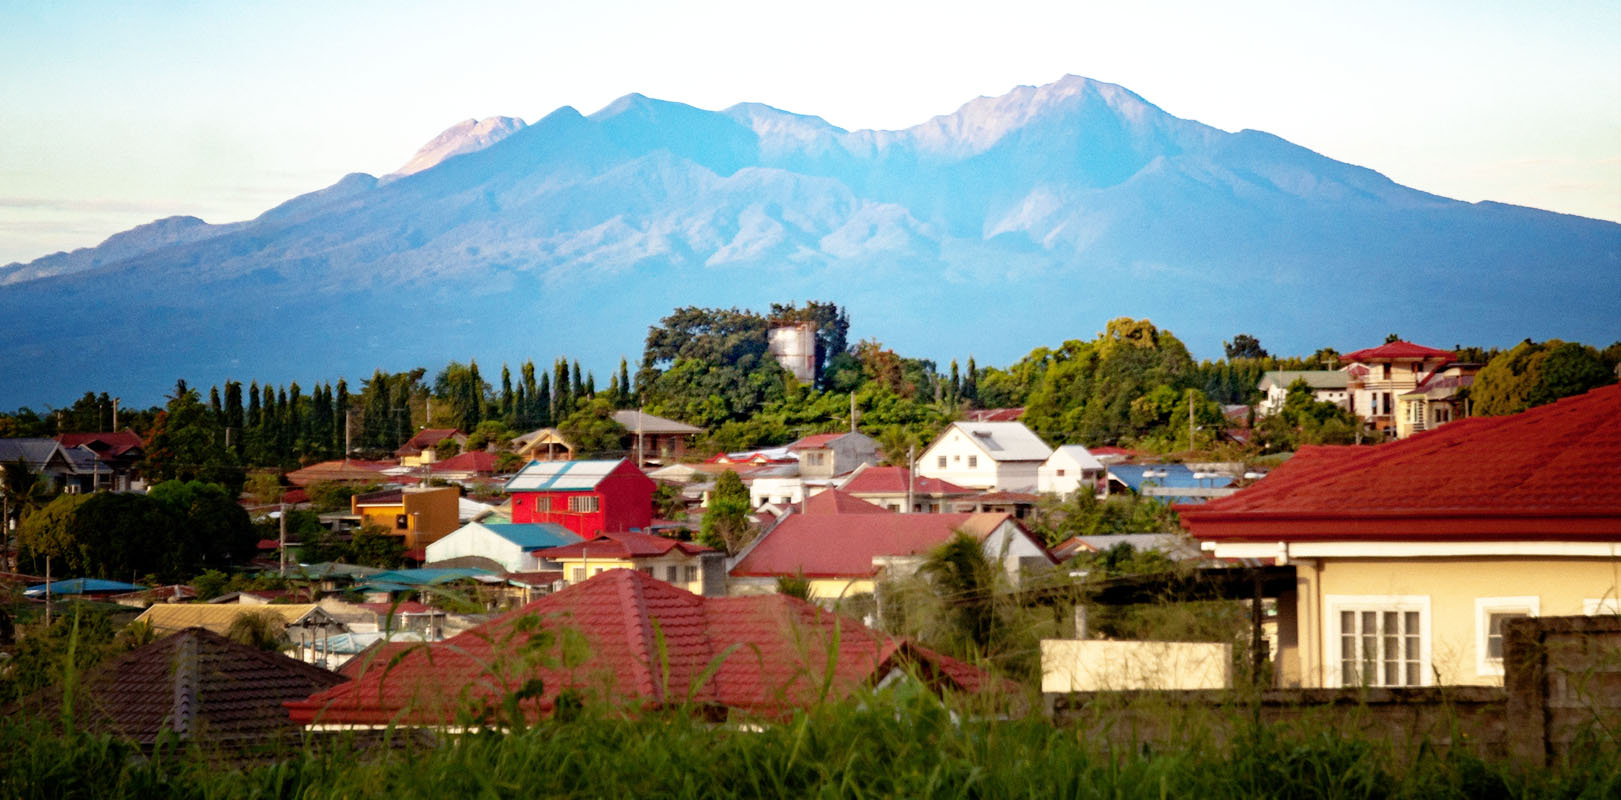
[6, 689, 1618, 800]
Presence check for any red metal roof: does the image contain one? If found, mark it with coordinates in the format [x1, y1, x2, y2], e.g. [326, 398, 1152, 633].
[1342, 340, 1455, 362]
[801, 489, 892, 515]
[289, 569, 995, 725]
[432, 450, 499, 473]
[401, 428, 463, 449]
[55, 431, 144, 457]
[533, 529, 712, 559]
[1181, 384, 1621, 541]
[731, 513, 1016, 578]
[840, 467, 977, 496]
[964, 407, 1025, 422]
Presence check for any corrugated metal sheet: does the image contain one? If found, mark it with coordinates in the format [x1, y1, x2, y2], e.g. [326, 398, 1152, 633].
[504, 459, 626, 491]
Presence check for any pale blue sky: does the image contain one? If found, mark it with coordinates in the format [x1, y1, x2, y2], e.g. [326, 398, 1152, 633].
[2, 0, 1617, 264]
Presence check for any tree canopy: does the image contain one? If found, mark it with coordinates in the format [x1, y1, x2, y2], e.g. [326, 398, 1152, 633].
[1472, 339, 1615, 416]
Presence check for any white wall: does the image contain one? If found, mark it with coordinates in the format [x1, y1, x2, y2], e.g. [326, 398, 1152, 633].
[750, 477, 805, 508]
[918, 427, 1047, 490]
[424, 523, 536, 572]
[1041, 640, 1233, 692]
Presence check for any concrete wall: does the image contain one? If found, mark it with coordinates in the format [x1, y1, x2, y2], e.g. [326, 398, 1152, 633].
[1042, 640, 1233, 691]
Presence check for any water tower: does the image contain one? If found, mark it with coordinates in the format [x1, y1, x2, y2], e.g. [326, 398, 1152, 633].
[768, 322, 817, 384]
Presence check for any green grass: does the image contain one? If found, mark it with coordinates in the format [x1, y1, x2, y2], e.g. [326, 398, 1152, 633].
[4, 688, 1617, 800]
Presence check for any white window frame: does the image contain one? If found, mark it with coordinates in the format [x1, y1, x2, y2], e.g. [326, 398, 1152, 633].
[1475, 596, 1538, 677]
[1584, 597, 1621, 615]
[1324, 594, 1432, 688]
[568, 495, 600, 513]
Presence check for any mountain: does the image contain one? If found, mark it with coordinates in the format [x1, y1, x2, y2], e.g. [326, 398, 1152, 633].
[1, 75, 1616, 408]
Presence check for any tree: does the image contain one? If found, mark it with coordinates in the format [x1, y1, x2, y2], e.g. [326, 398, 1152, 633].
[140, 383, 245, 495]
[347, 525, 406, 569]
[3, 458, 55, 532]
[1222, 334, 1269, 360]
[1473, 339, 1614, 416]
[921, 532, 999, 653]
[698, 470, 754, 554]
[558, 399, 628, 458]
[227, 610, 290, 651]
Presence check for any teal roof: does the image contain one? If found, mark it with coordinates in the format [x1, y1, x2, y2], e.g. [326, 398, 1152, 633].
[365, 567, 495, 586]
[24, 578, 146, 596]
[481, 522, 581, 551]
[351, 581, 416, 593]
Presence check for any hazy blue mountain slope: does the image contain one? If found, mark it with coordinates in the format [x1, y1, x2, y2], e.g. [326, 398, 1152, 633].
[0, 75, 1616, 407]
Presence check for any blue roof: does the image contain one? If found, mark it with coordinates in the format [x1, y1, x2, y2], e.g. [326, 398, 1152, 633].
[24, 578, 146, 596]
[481, 522, 581, 551]
[365, 567, 495, 586]
[1109, 464, 1234, 505]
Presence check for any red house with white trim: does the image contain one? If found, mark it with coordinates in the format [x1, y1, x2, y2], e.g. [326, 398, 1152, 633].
[504, 459, 655, 538]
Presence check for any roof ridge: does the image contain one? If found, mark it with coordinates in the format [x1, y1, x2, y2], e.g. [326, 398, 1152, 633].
[615, 571, 663, 703]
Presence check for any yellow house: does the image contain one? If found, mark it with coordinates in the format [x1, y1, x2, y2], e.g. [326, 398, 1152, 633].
[512, 427, 575, 462]
[351, 486, 460, 550]
[1342, 340, 1480, 438]
[531, 529, 721, 596]
[395, 428, 467, 467]
[1182, 385, 1621, 688]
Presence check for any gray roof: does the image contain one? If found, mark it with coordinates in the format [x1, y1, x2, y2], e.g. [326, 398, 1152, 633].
[613, 410, 703, 435]
[1046, 445, 1103, 471]
[0, 438, 71, 471]
[1258, 370, 1348, 391]
[945, 422, 1053, 462]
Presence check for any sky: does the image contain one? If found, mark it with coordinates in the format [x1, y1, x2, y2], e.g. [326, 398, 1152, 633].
[1, 0, 1617, 266]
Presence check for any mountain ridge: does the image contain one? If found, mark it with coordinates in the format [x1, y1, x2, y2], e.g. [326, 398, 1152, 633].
[0, 75, 1615, 408]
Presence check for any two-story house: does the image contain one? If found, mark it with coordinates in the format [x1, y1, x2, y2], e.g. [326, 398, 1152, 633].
[788, 431, 880, 480]
[534, 530, 723, 595]
[350, 486, 461, 550]
[1037, 445, 1105, 497]
[1341, 342, 1479, 437]
[396, 428, 467, 467]
[505, 458, 655, 538]
[916, 422, 1052, 492]
[1255, 371, 1350, 417]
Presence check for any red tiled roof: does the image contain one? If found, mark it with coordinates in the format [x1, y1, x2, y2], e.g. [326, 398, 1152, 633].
[533, 529, 713, 560]
[55, 431, 144, 457]
[965, 408, 1025, 422]
[1087, 446, 1141, 458]
[400, 428, 463, 450]
[286, 460, 390, 486]
[967, 491, 1040, 504]
[731, 513, 1016, 578]
[1181, 385, 1621, 541]
[1342, 341, 1455, 362]
[23, 628, 345, 746]
[504, 570, 565, 586]
[281, 487, 309, 504]
[787, 432, 847, 450]
[289, 570, 996, 725]
[800, 489, 892, 515]
[840, 467, 977, 496]
[432, 450, 499, 473]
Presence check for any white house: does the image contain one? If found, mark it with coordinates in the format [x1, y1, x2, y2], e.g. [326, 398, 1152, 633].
[749, 476, 806, 509]
[424, 521, 581, 573]
[1256, 371, 1349, 417]
[1037, 445, 1105, 496]
[917, 422, 1052, 492]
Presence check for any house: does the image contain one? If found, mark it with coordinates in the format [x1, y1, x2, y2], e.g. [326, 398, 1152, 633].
[505, 458, 656, 538]
[425, 520, 581, 573]
[286, 569, 998, 727]
[512, 427, 575, 462]
[787, 431, 880, 479]
[1050, 532, 1207, 563]
[533, 529, 722, 596]
[1037, 445, 1106, 496]
[395, 428, 466, 466]
[916, 422, 1053, 492]
[1340, 341, 1479, 436]
[1395, 370, 1477, 439]
[285, 459, 392, 487]
[1179, 384, 1621, 689]
[427, 449, 501, 480]
[350, 486, 461, 549]
[614, 409, 703, 466]
[0, 438, 101, 493]
[729, 510, 1055, 603]
[836, 464, 978, 513]
[953, 490, 1041, 519]
[133, 603, 347, 665]
[17, 628, 345, 747]
[55, 431, 145, 490]
[1256, 371, 1349, 417]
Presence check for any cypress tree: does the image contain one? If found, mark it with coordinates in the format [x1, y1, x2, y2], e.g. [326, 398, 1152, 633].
[949, 360, 961, 401]
[585, 371, 596, 399]
[335, 379, 350, 455]
[965, 357, 978, 402]
[500, 364, 514, 422]
[538, 373, 552, 428]
[247, 381, 261, 430]
[209, 386, 223, 421]
[553, 359, 570, 418]
[618, 358, 631, 405]
[520, 361, 538, 427]
[572, 361, 584, 403]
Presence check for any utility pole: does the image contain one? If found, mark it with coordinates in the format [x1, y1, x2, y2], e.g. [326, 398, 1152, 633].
[1188, 388, 1196, 452]
[636, 407, 644, 467]
[112, 397, 119, 430]
[279, 502, 288, 577]
[905, 445, 915, 514]
[849, 393, 856, 433]
[44, 556, 52, 627]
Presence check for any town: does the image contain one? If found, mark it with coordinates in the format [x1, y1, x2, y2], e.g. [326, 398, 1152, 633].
[1, 301, 1617, 794]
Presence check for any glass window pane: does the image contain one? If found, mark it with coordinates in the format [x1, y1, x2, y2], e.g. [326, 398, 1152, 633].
[1406, 662, 1420, 686]
[1405, 634, 1419, 661]
[1405, 611, 1419, 634]
[1385, 660, 1397, 685]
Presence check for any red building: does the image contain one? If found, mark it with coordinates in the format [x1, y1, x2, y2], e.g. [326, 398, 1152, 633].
[504, 458, 655, 538]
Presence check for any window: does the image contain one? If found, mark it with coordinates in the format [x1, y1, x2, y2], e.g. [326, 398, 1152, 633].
[665, 565, 679, 582]
[570, 567, 585, 583]
[395, 514, 409, 529]
[1381, 364, 1391, 380]
[1056, 469, 1066, 477]
[683, 566, 698, 583]
[937, 456, 947, 469]
[568, 495, 600, 513]
[806, 452, 825, 466]
[967, 456, 978, 468]
[1476, 597, 1537, 676]
[1327, 595, 1429, 687]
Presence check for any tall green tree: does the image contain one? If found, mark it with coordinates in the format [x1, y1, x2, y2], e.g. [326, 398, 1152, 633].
[140, 382, 244, 495]
[698, 469, 755, 554]
[1473, 339, 1614, 416]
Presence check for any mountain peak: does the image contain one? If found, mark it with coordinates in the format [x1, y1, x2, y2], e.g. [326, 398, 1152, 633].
[389, 116, 526, 178]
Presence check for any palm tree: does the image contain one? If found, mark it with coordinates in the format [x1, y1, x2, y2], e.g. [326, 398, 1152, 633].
[921, 532, 1000, 652]
[226, 610, 289, 651]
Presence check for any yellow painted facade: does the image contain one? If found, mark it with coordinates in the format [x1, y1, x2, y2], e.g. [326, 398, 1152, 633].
[1281, 556, 1621, 688]
[352, 487, 460, 550]
[556, 557, 705, 595]
[806, 578, 876, 603]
